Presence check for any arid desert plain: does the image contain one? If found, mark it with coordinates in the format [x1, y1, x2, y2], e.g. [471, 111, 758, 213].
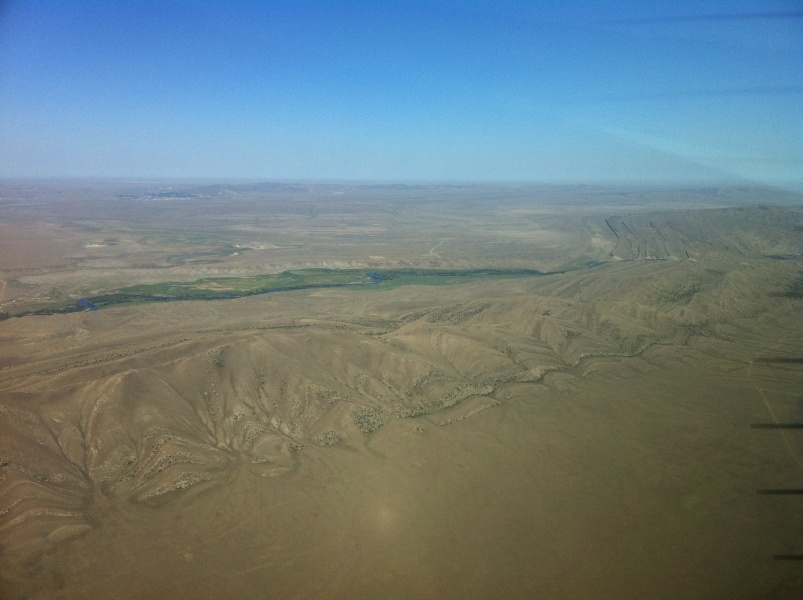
[1, 181, 802, 599]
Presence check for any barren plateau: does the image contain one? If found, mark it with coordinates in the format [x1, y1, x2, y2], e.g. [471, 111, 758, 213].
[0, 182, 802, 599]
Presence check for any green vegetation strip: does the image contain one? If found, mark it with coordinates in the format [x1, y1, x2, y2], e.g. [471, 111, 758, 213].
[1, 267, 557, 318]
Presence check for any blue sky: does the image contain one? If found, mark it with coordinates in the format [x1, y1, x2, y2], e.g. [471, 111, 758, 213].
[0, 1, 801, 187]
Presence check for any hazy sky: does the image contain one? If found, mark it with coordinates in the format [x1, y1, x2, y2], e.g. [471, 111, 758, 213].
[1, 1, 801, 187]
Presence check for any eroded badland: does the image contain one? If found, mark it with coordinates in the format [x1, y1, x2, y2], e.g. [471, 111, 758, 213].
[1, 182, 802, 599]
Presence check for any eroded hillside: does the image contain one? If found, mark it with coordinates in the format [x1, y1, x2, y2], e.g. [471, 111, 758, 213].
[1, 196, 802, 599]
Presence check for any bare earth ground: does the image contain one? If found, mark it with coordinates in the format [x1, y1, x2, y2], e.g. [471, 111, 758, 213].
[0, 182, 802, 599]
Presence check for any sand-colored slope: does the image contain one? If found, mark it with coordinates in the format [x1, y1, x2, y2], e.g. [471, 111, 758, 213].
[603, 206, 801, 261]
[1, 198, 802, 598]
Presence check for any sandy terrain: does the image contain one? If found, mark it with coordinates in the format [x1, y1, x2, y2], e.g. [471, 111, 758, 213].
[0, 182, 801, 599]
